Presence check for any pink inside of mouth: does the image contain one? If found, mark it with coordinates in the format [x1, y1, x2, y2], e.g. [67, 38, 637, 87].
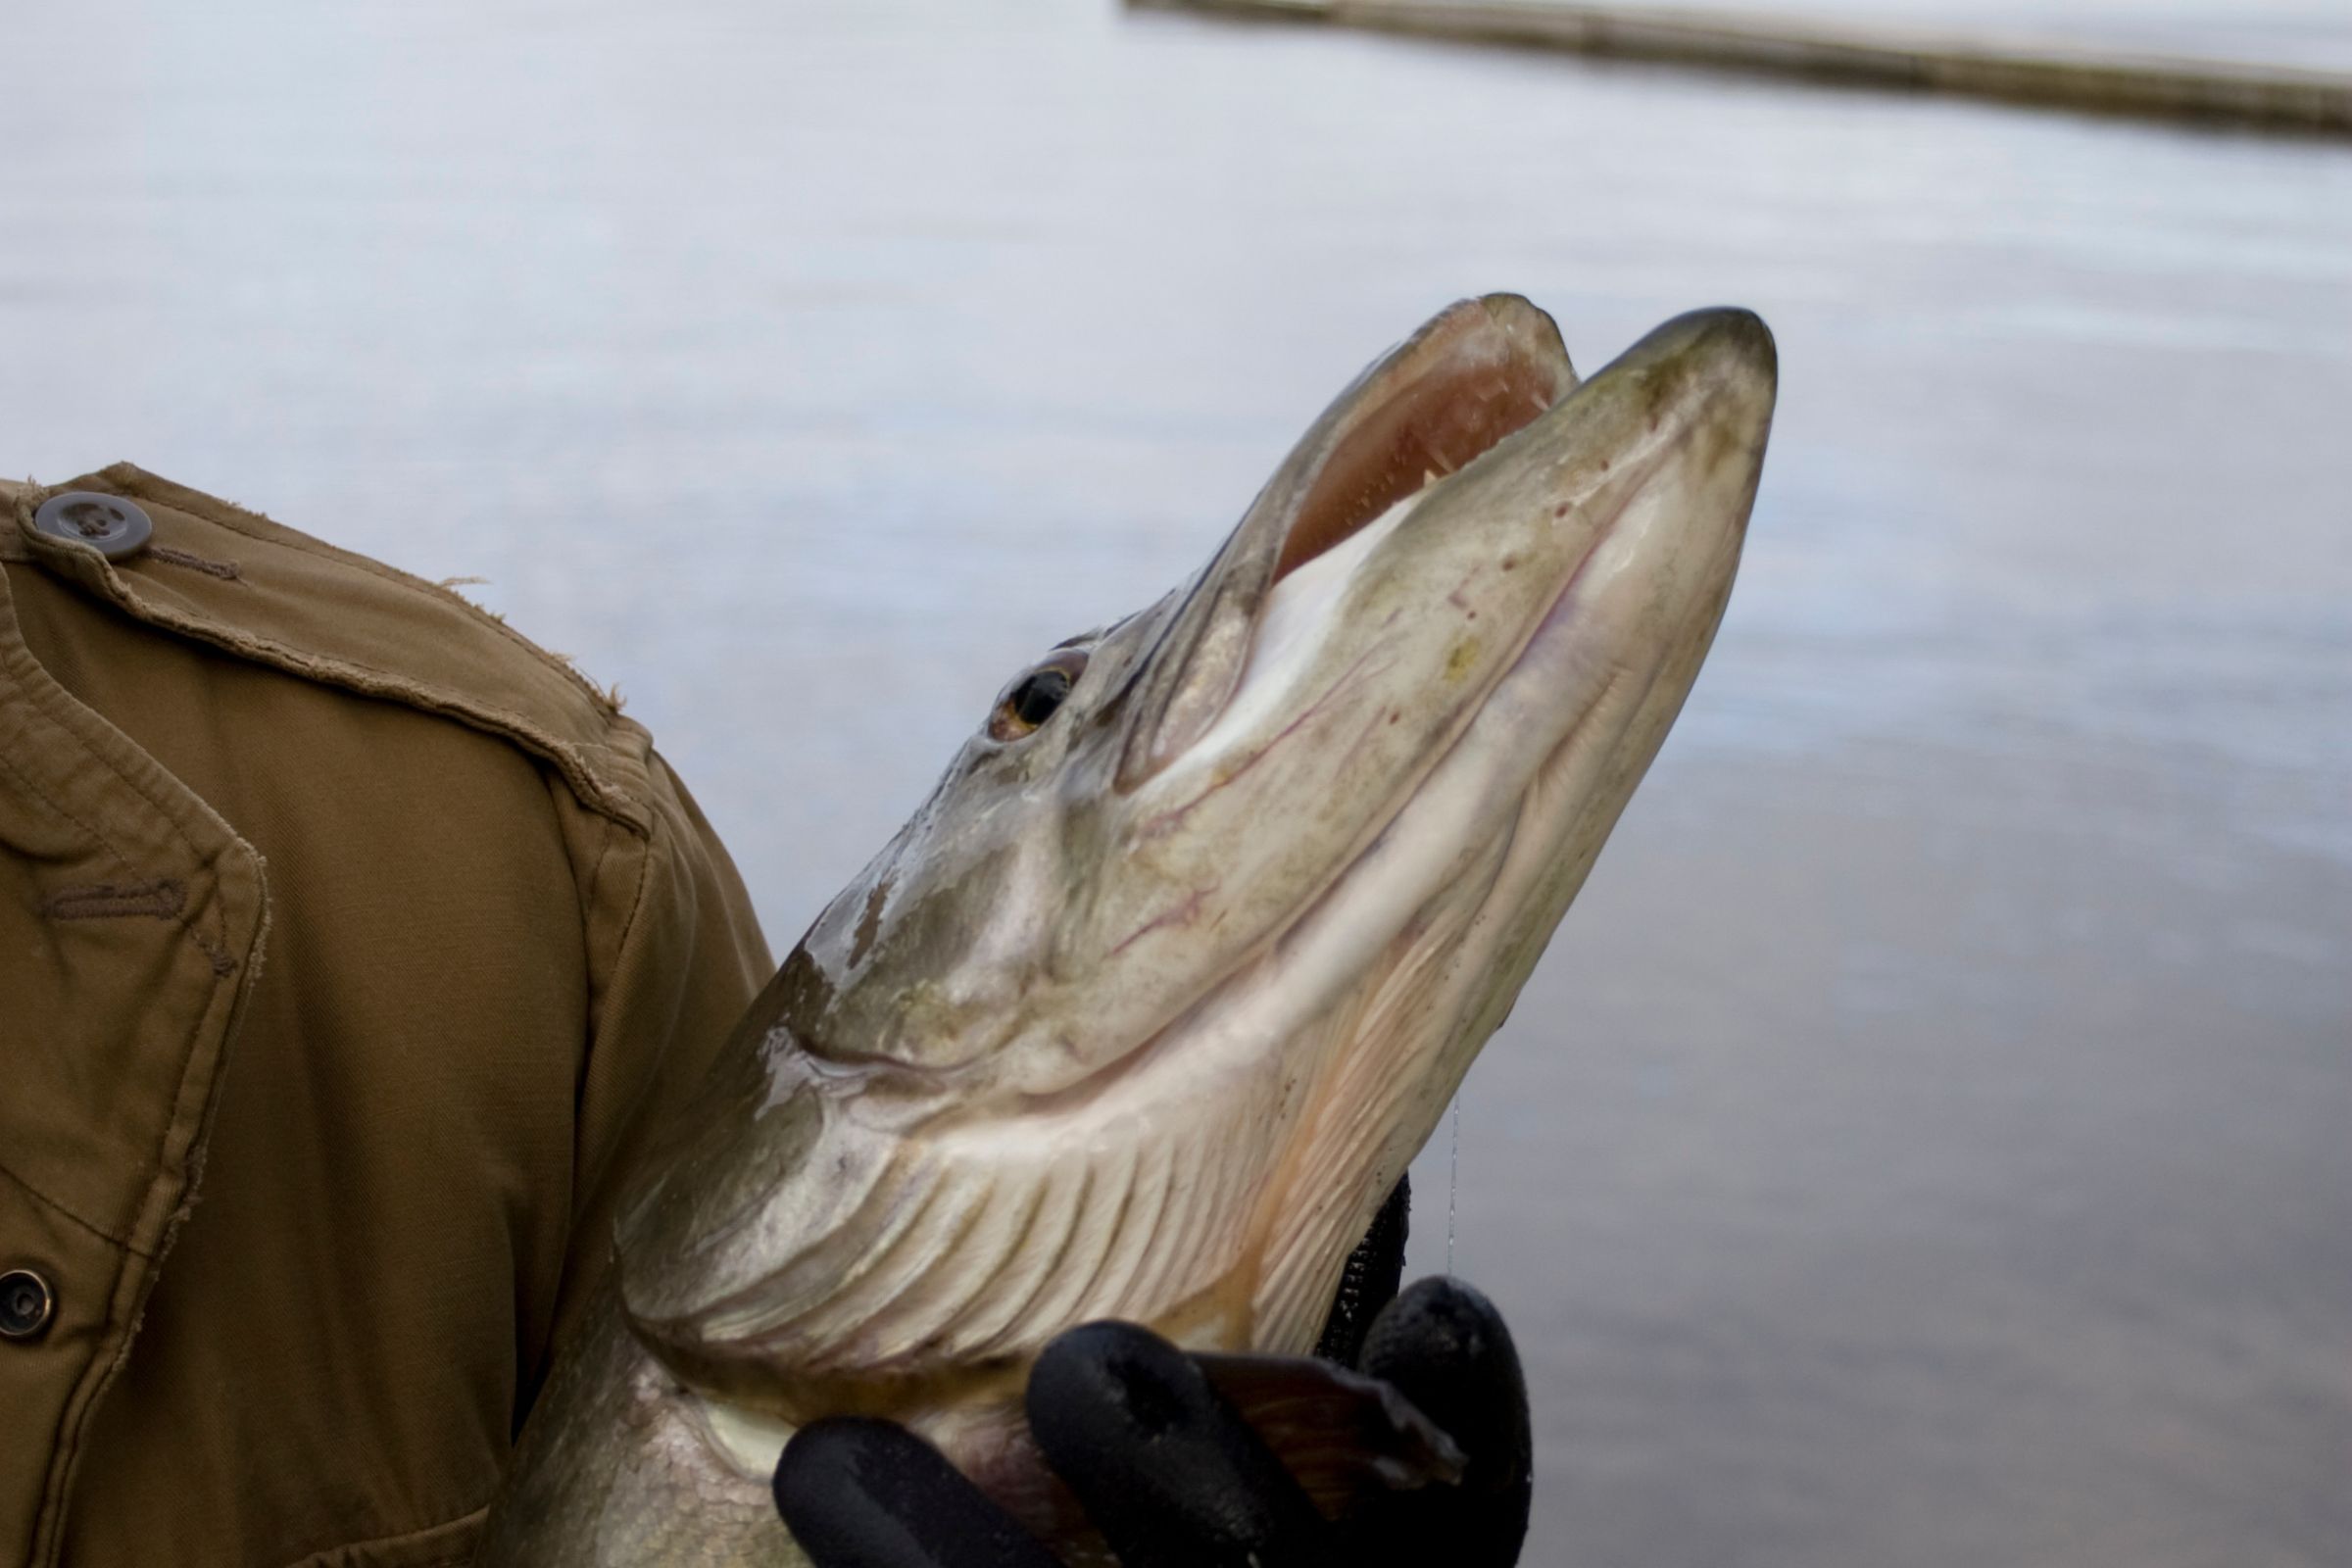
[1274, 308, 1576, 585]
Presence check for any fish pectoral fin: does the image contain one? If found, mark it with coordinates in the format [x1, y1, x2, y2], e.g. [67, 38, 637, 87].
[1193, 1350, 1467, 1506]
[979, 1344, 1469, 1561]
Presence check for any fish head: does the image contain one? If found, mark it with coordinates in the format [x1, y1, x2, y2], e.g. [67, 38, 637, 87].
[614, 297, 1775, 1430]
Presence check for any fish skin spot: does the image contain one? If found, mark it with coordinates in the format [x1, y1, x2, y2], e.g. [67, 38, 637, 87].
[850, 878, 891, 966]
[776, 946, 837, 1022]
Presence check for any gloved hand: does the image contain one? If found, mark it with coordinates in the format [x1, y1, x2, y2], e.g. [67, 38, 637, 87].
[772, 1185, 1531, 1568]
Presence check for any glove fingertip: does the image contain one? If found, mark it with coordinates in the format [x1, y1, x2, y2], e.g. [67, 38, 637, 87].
[775, 1417, 1059, 1568]
[1355, 1277, 1532, 1566]
[1360, 1277, 1527, 1425]
[1028, 1321, 1330, 1568]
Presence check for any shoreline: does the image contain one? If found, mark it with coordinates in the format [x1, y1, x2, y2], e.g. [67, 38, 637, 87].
[1127, 0, 2352, 134]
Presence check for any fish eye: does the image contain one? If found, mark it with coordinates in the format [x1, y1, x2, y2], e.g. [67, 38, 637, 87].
[989, 650, 1089, 742]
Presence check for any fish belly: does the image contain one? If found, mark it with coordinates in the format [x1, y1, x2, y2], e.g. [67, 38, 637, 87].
[474, 1286, 807, 1566]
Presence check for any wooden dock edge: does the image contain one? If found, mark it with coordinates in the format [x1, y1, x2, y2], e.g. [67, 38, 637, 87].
[1128, 0, 2352, 135]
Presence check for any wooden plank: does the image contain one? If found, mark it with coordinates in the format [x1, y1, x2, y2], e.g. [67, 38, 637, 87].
[1130, 0, 2352, 134]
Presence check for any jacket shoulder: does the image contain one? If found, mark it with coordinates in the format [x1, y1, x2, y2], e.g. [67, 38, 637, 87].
[6, 463, 655, 832]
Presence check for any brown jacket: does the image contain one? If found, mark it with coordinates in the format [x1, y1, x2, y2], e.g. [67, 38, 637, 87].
[0, 466, 773, 1567]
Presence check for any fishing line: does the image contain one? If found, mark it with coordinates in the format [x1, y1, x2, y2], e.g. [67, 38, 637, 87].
[1446, 1092, 1460, 1274]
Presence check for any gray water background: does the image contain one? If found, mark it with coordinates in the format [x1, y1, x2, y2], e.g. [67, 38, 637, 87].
[5, 2, 2348, 1564]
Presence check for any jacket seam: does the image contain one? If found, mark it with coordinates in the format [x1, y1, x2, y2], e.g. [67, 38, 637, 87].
[600, 817, 662, 1074]
[0, 693, 248, 1049]
[581, 811, 616, 927]
[122, 614, 642, 831]
[40, 546, 646, 835]
[0, 722, 140, 902]
[0, 682, 245, 1081]
[20, 479, 650, 834]
[571, 806, 662, 1229]
[0, 567, 242, 968]
[271, 1501, 489, 1568]
[104, 466, 620, 717]
[0, 1158, 133, 1253]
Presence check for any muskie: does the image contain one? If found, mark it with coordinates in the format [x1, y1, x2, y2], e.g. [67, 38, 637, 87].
[477, 297, 1776, 1563]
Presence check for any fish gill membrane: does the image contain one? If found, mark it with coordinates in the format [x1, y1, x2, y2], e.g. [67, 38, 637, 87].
[476, 297, 1777, 1565]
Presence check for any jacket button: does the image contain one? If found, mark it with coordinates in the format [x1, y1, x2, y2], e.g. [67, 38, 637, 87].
[0, 1269, 54, 1341]
[31, 492, 153, 561]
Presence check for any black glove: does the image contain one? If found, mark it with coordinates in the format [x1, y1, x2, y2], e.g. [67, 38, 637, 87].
[773, 1185, 1531, 1567]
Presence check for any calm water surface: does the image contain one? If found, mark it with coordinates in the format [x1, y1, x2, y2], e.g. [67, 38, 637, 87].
[4, 3, 2347, 1564]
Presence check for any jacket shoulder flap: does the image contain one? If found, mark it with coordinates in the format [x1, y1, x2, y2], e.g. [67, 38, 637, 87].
[6, 464, 653, 833]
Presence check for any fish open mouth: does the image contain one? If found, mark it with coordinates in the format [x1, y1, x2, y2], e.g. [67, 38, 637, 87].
[1115, 296, 1580, 789]
[1267, 297, 1578, 586]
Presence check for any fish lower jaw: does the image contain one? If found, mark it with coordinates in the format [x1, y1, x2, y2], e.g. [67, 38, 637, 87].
[1242, 517, 1720, 1343]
